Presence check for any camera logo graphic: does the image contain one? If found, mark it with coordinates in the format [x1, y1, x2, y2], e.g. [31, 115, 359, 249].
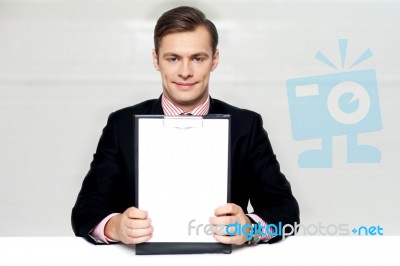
[286, 39, 382, 168]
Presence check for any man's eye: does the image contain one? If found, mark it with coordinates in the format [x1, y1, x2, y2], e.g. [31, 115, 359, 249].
[168, 57, 178, 62]
[194, 57, 203, 62]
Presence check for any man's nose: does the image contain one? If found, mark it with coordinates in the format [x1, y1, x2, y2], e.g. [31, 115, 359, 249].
[178, 60, 193, 79]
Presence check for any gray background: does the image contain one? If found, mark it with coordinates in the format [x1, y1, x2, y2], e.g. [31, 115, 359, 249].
[0, 0, 399, 236]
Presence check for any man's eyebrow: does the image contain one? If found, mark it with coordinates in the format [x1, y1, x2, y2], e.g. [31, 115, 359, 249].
[162, 52, 180, 58]
[192, 52, 210, 58]
[162, 52, 210, 58]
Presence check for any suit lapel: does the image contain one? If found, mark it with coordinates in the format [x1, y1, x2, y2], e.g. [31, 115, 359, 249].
[208, 96, 221, 114]
[150, 95, 164, 115]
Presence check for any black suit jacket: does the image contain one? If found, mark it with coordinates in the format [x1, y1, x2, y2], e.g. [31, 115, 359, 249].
[72, 96, 300, 244]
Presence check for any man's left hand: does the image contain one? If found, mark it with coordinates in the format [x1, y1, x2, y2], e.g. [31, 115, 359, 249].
[209, 203, 251, 245]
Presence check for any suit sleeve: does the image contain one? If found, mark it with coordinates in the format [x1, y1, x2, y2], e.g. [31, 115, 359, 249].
[247, 114, 300, 243]
[71, 112, 124, 244]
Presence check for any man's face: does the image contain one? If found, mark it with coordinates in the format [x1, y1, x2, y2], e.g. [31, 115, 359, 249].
[152, 26, 219, 111]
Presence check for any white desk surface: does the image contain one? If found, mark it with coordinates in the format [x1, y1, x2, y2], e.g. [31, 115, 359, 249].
[0, 236, 398, 266]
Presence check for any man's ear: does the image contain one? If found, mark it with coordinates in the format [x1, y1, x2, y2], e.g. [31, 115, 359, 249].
[211, 49, 219, 71]
[152, 49, 160, 71]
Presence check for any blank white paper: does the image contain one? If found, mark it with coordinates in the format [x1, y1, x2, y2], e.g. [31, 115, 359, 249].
[137, 116, 229, 243]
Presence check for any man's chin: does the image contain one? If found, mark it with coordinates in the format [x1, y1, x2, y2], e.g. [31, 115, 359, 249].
[168, 95, 207, 109]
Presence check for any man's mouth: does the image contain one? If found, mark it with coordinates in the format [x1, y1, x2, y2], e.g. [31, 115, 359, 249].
[173, 82, 198, 88]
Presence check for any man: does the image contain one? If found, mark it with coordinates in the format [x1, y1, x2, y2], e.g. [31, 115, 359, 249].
[72, 6, 299, 246]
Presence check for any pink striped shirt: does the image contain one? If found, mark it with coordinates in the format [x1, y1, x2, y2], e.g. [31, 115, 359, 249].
[161, 95, 210, 115]
[90, 95, 272, 243]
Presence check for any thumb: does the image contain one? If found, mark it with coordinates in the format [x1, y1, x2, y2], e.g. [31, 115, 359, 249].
[125, 207, 148, 219]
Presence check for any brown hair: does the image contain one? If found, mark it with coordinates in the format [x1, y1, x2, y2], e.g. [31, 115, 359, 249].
[154, 6, 218, 55]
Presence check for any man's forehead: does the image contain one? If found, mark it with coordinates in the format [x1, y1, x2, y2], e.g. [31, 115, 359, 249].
[158, 26, 213, 55]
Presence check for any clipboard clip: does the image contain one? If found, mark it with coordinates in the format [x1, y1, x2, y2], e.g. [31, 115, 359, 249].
[163, 116, 204, 129]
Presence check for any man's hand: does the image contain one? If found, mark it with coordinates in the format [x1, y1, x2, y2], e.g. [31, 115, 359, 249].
[104, 207, 153, 244]
[209, 203, 251, 245]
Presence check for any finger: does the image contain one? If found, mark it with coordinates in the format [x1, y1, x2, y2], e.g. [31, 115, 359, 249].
[214, 203, 241, 216]
[123, 233, 153, 245]
[126, 226, 154, 238]
[209, 216, 235, 226]
[211, 222, 243, 236]
[125, 207, 148, 219]
[211, 224, 228, 236]
[125, 218, 152, 229]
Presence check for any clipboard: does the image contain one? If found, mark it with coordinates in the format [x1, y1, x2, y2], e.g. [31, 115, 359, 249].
[134, 115, 232, 255]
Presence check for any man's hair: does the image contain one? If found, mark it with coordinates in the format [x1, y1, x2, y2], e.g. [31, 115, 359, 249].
[154, 6, 218, 55]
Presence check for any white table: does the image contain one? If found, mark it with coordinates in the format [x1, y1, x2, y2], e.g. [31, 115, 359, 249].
[0, 236, 399, 266]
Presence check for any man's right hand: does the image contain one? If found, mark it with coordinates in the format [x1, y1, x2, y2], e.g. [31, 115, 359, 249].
[104, 207, 153, 244]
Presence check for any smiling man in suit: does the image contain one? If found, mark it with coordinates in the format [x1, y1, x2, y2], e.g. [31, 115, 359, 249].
[72, 6, 299, 247]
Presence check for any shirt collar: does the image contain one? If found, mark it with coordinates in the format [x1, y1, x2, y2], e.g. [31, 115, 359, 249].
[161, 95, 210, 116]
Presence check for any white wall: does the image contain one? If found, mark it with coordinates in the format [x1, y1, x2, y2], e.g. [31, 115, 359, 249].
[0, 0, 399, 236]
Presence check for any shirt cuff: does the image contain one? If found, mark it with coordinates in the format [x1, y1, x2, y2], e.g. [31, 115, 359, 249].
[89, 213, 120, 244]
[246, 213, 275, 242]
